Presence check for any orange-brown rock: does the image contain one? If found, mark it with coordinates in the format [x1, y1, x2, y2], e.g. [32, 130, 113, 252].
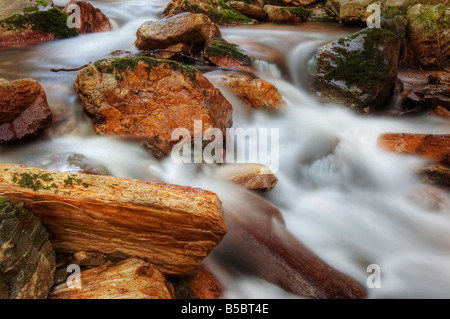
[0, 29, 55, 46]
[210, 74, 283, 110]
[135, 13, 221, 51]
[429, 106, 450, 121]
[153, 43, 191, 60]
[0, 78, 52, 144]
[377, 133, 450, 165]
[213, 163, 278, 191]
[63, 1, 111, 34]
[48, 258, 175, 299]
[263, 5, 310, 23]
[74, 57, 233, 159]
[188, 266, 223, 299]
[204, 40, 254, 72]
[0, 164, 227, 275]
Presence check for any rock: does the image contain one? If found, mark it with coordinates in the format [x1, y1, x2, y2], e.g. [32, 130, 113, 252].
[0, 6, 79, 45]
[265, 0, 316, 6]
[309, 2, 338, 23]
[135, 13, 221, 51]
[0, 78, 52, 144]
[170, 265, 223, 299]
[74, 57, 233, 159]
[73, 251, 108, 267]
[210, 74, 283, 110]
[153, 43, 191, 60]
[163, 0, 255, 25]
[63, 0, 111, 34]
[418, 164, 450, 189]
[23, 153, 111, 176]
[0, 196, 55, 299]
[213, 163, 278, 191]
[49, 258, 175, 299]
[308, 28, 401, 112]
[211, 183, 367, 298]
[227, 1, 268, 20]
[406, 4, 450, 67]
[403, 84, 450, 111]
[339, 0, 377, 24]
[204, 40, 254, 71]
[429, 106, 450, 120]
[377, 133, 450, 165]
[0, 164, 228, 275]
[263, 5, 311, 23]
[0, 0, 53, 21]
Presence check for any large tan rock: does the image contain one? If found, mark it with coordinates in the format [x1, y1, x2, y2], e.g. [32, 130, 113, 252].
[0, 164, 227, 275]
[135, 13, 221, 51]
[49, 258, 174, 299]
[74, 57, 233, 159]
[227, 1, 268, 20]
[0, 0, 53, 21]
[0, 78, 52, 144]
[0, 196, 55, 299]
[213, 163, 278, 191]
[263, 5, 311, 23]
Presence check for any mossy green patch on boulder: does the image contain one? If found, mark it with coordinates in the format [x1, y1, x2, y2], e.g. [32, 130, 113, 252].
[164, 0, 255, 24]
[0, 7, 79, 40]
[309, 27, 401, 112]
[205, 40, 253, 65]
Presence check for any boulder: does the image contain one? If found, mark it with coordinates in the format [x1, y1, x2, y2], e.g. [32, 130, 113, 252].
[74, 57, 233, 159]
[170, 265, 223, 299]
[135, 13, 221, 51]
[263, 5, 311, 23]
[403, 84, 450, 111]
[49, 258, 175, 299]
[163, 0, 254, 25]
[0, 6, 78, 45]
[308, 28, 401, 112]
[377, 133, 450, 165]
[0, 164, 227, 275]
[419, 164, 450, 189]
[0, 196, 55, 299]
[63, 0, 111, 34]
[0, 0, 53, 21]
[429, 106, 450, 120]
[406, 4, 450, 67]
[0, 78, 52, 144]
[213, 163, 279, 191]
[339, 0, 378, 24]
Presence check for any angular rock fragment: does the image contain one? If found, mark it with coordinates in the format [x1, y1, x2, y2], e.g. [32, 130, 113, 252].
[0, 164, 227, 275]
[0, 196, 55, 299]
[0, 78, 52, 144]
[213, 163, 278, 191]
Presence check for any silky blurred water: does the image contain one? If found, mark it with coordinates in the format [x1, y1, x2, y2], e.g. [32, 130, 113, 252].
[1, 0, 450, 298]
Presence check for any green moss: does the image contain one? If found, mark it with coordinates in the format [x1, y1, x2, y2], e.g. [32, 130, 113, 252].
[39, 173, 54, 182]
[37, 0, 49, 6]
[13, 172, 58, 192]
[63, 174, 80, 186]
[208, 1, 253, 24]
[0, 196, 8, 209]
[0, 8, 78, 40]
[94, 57, 199, 85]
[82, 183, 89, 188]
[280, 6, 312, 19]
[323, 28, 397, 93]
[205, 40, 253, 65]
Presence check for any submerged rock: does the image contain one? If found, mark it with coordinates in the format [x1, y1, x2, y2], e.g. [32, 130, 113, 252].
[0, 78, 53, 144]
[74, 57, 233, 159]
[63, 0, 111, 34]
[163, 0, 255, 25]
[209, 73, 284, 110]
[263, 5, 312, 23]
[308, 28, 401, 112]
[0, 196, 55, 299]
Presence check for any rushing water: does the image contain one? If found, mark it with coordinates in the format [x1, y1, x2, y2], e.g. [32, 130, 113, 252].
[1, 0, 450, 298]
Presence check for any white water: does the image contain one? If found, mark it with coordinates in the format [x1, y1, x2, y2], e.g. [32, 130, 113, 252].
[1, 0, 450, 298]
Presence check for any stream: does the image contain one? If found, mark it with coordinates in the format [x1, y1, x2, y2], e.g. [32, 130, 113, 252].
[1, 0, 450, 298]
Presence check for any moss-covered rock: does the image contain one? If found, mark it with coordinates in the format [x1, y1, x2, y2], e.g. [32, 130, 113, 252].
[308, 27, 401, 112]
[406, 4, 450, 67]
[164, 0, 256, 24]
[263, 5, 311, 23]
[204, 39, 254, 70]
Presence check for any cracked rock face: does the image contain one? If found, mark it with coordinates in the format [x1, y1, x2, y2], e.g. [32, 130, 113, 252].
[0, 78, 53, 144]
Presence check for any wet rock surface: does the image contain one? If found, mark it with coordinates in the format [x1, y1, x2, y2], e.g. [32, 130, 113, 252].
[63, 1, 111, 34]
[0, 78, 52, 144]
